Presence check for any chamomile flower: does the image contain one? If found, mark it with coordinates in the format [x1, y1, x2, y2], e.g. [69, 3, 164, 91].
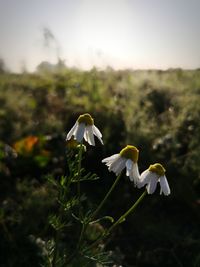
[138, 163, 170, 195]
[66, 113, 103, 146]
[102, 145, 140, 185]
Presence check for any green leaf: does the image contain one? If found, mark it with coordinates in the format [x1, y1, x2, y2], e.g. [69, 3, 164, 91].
[60, 175, 66, 186]
[83, 251, 113, 266]
[48, 214, 70, 230]
[71, 172, 99, 182]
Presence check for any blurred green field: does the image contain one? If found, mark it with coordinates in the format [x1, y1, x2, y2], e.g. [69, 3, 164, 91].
[1, 67, 200, 266]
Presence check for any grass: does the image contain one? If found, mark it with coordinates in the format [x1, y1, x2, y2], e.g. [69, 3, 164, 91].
[0, 67, 200, 266]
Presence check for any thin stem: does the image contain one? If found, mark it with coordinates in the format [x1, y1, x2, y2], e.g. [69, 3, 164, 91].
[108, 190, 147, 233]
[65, 223, 86, 264]
[91, 173, 122, 220]
[79, 173, 122, 257]
[65, 144, 84, 265]
[84, 190, 147, 253]
[77, 223, 85, 250]
[83, 232, 106, 253]
[77, 143, 83, 217]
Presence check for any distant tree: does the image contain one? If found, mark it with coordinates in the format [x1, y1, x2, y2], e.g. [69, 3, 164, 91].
[56, 58, 67, 72]
[36, 61, 55, 73]
[36, 59, 67, 73]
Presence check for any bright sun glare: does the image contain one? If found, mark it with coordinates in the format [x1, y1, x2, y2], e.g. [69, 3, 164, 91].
[75, 0, 136, 68]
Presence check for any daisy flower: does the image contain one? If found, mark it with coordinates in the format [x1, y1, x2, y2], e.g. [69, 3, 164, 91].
[66, 113, 103, 146]
[102, 145, 140, 185]
[138, 163, 170, 195]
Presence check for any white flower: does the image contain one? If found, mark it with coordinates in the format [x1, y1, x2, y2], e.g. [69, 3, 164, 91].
[102, 145, 140, 185]
[66, 113, 103, 146]
[138, 163, 170, 196]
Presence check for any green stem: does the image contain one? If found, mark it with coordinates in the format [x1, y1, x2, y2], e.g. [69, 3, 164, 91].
[108, 190, 147, 233]
[77, 223, 85, 249]
[90, 173, 122, 221]
[83, 232, 106, 253]
[79, 173, 122, 256]
[84, 190, 147, 253]
[65, 223, 86, 264]
[77, 143, 83, 217]
[75, 161, 123, 254]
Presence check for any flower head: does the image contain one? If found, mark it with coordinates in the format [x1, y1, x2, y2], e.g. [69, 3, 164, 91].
[66, 113, 103, 146]
[102, 145, 140, 185]
[138, 163, 170, 195]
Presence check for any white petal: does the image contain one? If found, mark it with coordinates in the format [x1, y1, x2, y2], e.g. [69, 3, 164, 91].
[125, 159, 133, 179]
[159, 175, 171, 196]
[110, 157, 126, 175]
[108, 156, 123, 172]
[138, 169, 158, 188]
[137, 170, 152, 188]
[146, 175, 158, 194]
[66, 122, 78, 140]
[126, 159, 133, 170]
[92, 125, 103, 145]
[84, 130, 89, 143]
[85, 125, 95, 146]
[140, 169, 150, 180]
[126, 167, 131, 177]
[92, 125, 102, 138]
[129, 163, 140, 185]
[75, 123, 85, 142]
[102, 154, 120, 164]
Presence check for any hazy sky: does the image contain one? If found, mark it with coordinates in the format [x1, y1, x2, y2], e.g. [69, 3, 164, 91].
[0, 0, 200, 72]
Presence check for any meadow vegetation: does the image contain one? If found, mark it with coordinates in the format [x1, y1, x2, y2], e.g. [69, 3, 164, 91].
[0, 67, 200, 266]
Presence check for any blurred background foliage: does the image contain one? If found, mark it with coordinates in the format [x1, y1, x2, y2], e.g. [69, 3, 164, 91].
[0, 67, 200, 266]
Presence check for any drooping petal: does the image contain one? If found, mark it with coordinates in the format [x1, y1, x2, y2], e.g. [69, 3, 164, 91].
[85, 125, 95, 146]
[159, 175, 171, 195]
[92, 125, 103, 144]
[75, 123, 85, 142]
[125, 159, 133, 178]
[109, 156, 126, 175]
[84, 130, 89, 143]
[102, 154, 120, 165]
[126, 159, 133, 170]
[66, 122, 78, 140]
[130, 163, 140, 185]
[126, 167, 130, 177]
[108, 156, 122, 172]
[146, 174, 158, 194]
[137, 169, 151, 188]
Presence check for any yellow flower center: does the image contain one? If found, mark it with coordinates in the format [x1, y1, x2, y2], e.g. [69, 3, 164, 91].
[120, 145, 139, 163]
[148, 163, 166, 176]
[77, 113, 94, 125]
